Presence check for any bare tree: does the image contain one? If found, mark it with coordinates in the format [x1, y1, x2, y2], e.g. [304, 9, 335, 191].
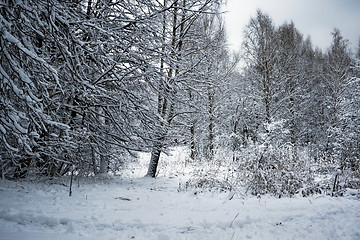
[146, 0, 223, 177]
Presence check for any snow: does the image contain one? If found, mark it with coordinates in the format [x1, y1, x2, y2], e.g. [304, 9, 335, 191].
[44, 119, 69, 130]
[0, 124, 6, 135]
[3, 30, 59, 85]
[1, 136, 19, 152]
[29, 131, 40, 139]
[0, 181, 359, 239]
[0, 151, 359, 240]
[0, 66, 10, 85]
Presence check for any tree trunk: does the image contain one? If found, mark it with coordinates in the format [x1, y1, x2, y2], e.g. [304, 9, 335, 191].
[263, 74, 271, 126]
[146, 0, 179, 177]
[99, 154, 108, 174]
[146, 147, 161, 178]
[190, 123, 196, 161]
[208, 87, 215, 161]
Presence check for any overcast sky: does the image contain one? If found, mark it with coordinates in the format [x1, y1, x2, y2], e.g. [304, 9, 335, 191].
[222, 0, 360, 53]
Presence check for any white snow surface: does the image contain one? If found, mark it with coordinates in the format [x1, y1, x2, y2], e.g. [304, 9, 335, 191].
[1, 150, 360, 240]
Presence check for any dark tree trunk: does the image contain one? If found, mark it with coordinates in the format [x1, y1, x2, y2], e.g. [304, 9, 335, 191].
[146, 147, 161, 178]
[190, 123, 195, 161]
[208, 88, 215, 161]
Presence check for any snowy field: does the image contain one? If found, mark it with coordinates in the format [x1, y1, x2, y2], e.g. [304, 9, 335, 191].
[0, 150, 359, 240]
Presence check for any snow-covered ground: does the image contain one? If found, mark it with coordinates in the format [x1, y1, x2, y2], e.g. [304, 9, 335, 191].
[1, 176, 360, 240]
[0, 149, 359, 240]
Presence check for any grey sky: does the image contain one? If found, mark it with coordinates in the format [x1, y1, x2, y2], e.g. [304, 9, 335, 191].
[223, 0, 360, 53]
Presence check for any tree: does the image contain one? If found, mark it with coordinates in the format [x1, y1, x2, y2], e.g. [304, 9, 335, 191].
[238, 12, 321, 195]
[242, 10, 277, 126]
[276, 22, 306, 148]
[323, 29, 352, 165]
[0, 0, 171, 178]
[146, 0, 223, 177]
[0, 0, 67, 178]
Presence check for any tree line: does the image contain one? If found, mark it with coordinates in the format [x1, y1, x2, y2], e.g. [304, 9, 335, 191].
[1, 1, 359, 196]
[216, 10, 360, 196]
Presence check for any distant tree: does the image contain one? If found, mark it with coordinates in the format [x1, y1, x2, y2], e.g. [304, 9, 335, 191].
[323, 29, 352, 164]
[242, 10, 278, 126]
[276, 22, 306, 148]
[238, 12, 325, 196]
[333, 42, 360, 179]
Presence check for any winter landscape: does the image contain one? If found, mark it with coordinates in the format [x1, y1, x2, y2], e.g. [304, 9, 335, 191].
[1, 0, 360, 239]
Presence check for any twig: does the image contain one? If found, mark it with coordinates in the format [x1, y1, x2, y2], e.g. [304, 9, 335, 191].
[228, 192, 235, 200]
[114, 196, 131, 201]
[230, 213, 240, 228]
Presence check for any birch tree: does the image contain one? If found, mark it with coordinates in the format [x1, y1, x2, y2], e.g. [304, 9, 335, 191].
[323, 29, 352, 164]
[242, 10, 277, 126]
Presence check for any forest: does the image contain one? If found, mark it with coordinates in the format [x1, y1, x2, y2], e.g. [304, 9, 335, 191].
[1, 0, 359, 198]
